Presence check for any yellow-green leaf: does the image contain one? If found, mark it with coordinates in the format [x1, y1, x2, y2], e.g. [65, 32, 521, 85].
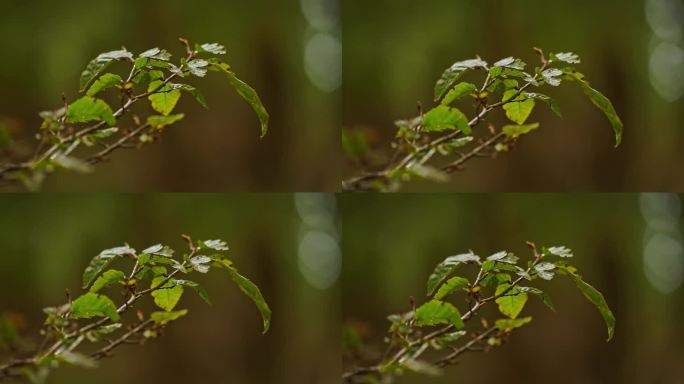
[502, 123, 540, 139]
[495, 283, 528, 319]
[86, 73, 122, 97]
[148, 80, 181, 116]
[502, 90, 535, 125]
[151, 276, 183, 312]
[415, 299, 464, 329]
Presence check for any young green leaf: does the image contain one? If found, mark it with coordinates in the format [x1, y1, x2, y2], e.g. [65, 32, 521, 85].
[495, 316, 532, 331]
[52, 155, 94, 174]
[551, 52, 580, 64]
[171, 84, 209, 109]
[82, 246, 136, 289]
[422, 106, 471, 134]
[441, 82, 477, 105]
[147, 114, 185, 129]
[534, 262, 556, 280]
[517, 286, 555, 311]
[66, 96, 116, 126]
[541, 68, 563, 87]
[148, 80, 181, 116]
[58, 351, 98, 369]
[172, 279, 211, 304]
[89, 269, 125, 293]
[70, 292, 120, 321]
[151, 276, 184, 312]
[414, 300, 464, 329]
[400, 358, 442, 376]
[222, 69, 270, 138]
[546, 246, 573, 258]
[566, 72, 623, 147]
[486, 251, 519, 265]
[433, 276, 469, 300]
[79, 49, 133, 91]
[150, 309, 188, 325]
[227, 267, 271, 334]
[495, 283, 528, 319]
[86, 73, 122, 97]
[558, 266, 615, 341]
[202, 239, 230, 251]
[198, 43, 227, 55]
[502, 90, 535, 125]
[434, 58, 488, 101]
[426, 253, 480, 296]
[524, 92, 562, 117]
[185, 59, 208, 77]
[141, 244, 174, 257]
[502, 123, 540, 139]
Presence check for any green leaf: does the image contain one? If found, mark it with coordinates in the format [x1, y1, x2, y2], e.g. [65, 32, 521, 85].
[190, 255, 212, 273]
[92, 323, 122, 335]
[441, 82, 477, 105]
[541, 68, 563, 86]
[147, 114, 185, 129]
[502, 123, 540, 139]
[151, 309, 188, 325]
[524, 92, 562, 117]
[139, 48, 171, 61]
[400, 358, 442, 376]
[79, 49, 133, 92]
[172, 279, 211, 304]
[414, 300, 464, 329]
[58, 351, 98, 368]
[558, 266, 615, 341]
[566, 72, 623, 147]
[82, 246, 136, 289]
[71, 292, 120, 321]
[141, 244, 174, 257]
[517, 286, 555, 311]
[187, 59, 210, 77]
[486, 251, 519, 265]
[89, 269, 125, 293]
[534, 262, 556, 280]
[198, 43, 227, 55]
[221, 68, 270, 138]
[227, 266, 271, 334]
[493, 57, 526, 70]
[171, 83, 209, 109]
[86, 73, 122, 97]
[546, 246, 573, 258]
[434, 276, 469, 300]
[151, 276, 184, 312]
[502, 90, 535, 125]
[202, 239, 230, 251]
[551, 52, 580, 64]
[66, 96, 116, 126]
[426, 252, 480, 296]
[148, 80, 181, 116]
[434, 58, 488, 101]
[52, 155, 94, 174]
[495, 316, 532, 331]
[422, 105, 471, 134]
[495, 283, 528, 319]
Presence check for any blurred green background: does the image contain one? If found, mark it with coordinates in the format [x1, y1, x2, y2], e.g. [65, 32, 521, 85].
[342, 0, 684, 191]
[0, 193, 341, 384]
[0, 0, 340, 191]
[341, 193, 684, 383]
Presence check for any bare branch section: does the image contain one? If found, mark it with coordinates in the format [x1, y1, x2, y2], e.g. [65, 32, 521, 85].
[343, 241, 615, 383]
[343, 48, 623, 191]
